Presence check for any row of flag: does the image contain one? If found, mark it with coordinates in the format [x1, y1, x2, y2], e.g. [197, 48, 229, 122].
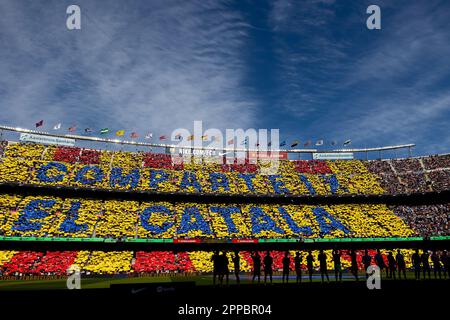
[35, 120, 352, 147]
[37, 120, 157, 140]
[235, 138, 352, 148]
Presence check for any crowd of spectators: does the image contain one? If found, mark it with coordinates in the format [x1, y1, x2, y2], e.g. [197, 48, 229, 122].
[0, 142, 449, 276]
[1, 142, 449, 197]
[427, 170, 450, 192]
[0, 141, 410, 197]
[392, 204, 450, 237]
[422, 154, 450, 170]
[0, 194, 417, 240]
[367, 157, 450, 194]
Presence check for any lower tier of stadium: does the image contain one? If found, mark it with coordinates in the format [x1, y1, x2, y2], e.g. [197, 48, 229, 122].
[0, 194, 435, 239]
[2, 249, 447, 276]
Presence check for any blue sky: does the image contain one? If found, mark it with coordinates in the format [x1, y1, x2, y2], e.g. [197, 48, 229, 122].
[0, 0, 450, 157]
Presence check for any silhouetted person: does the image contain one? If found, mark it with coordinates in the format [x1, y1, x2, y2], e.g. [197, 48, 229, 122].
[264, 251, 273, 285]
[211, 251, 220, 285]
[251, 252, 261, 284]
[441, 250, 450, 279]
[218, 252, 229, 285]
[294, 252, 302, 284]
[387, 252, 396, 280]
[421, 250, 431, 280]
[318, 250, 329, 283]
[306, 251, 314, 282]
[232, 251, 240, 284]
[375, 249, 388, 278]
[362, 250, 372, 278]
[431, 251, 442, 280]
[412, 249, 421, 280]
[332, 249, 342, 282]
[282, 252, 290, 284]
[395, 249, 406, 280]
[350, 249, 359, 281]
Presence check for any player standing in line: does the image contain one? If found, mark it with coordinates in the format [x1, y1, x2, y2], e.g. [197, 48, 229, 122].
[294, 252, 303, 284]
[282, 252, 290, 284]
[332, 249, 342, 282]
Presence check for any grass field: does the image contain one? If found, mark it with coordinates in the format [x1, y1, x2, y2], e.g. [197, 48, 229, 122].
[1, 271, 442, 291]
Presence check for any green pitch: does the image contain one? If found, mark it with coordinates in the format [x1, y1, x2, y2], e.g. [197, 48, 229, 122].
[0, 272, 422, 291]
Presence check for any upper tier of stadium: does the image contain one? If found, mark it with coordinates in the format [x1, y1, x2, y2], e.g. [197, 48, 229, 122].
[0, 140, 449, 197]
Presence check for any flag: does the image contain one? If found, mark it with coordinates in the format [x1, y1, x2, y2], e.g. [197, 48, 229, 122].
[85, 128, 92, 133]
[241, 137, 249, 145]
[256, 143, 260, 147]
[53, 123, 61, 130]
[343, 139, 352, 146]
[268, 141, 272, 147]
[187, 135, 194, 141]
[291, 140, 299, 148]
[280, 141, 286, 147]
[115, 130, 125, 136]
[68, 125, 77, 132]
[227, 138, 234, 145]
[201, 135, 208, 141]
[174, 133, 182, 140]
[35, 120, 44, 128]
[100, 128, 109, 134]
[331, 140, 337, 146]
[315, 140, 323, 146]
[130, 132, 138, 139]
[304, 140, 311, 147]
[145, 132, 153, 139]
[159, 135, 166, 140]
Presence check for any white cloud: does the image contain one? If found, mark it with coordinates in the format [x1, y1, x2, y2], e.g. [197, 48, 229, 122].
[0, 0, 257, 136]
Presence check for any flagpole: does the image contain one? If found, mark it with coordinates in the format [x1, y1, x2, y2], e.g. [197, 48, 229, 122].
[0, 125, 416, 155]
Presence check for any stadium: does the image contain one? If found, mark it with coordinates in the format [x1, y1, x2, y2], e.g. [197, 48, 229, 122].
[0, 125, 449, 296]
[2, 0, 450, 316]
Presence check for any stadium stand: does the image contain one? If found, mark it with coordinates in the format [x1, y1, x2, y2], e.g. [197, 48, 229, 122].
[0, 195, 420, 239]
[0, 141, 449, 277]
[1, 141, 450, 196]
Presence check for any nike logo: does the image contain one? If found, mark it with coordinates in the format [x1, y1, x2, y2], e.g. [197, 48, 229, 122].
[219, 152, 231, 156]
[131, 287, 147, 294]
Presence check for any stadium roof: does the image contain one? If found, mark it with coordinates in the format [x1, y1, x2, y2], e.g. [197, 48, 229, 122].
[0, 124, 415, 154]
